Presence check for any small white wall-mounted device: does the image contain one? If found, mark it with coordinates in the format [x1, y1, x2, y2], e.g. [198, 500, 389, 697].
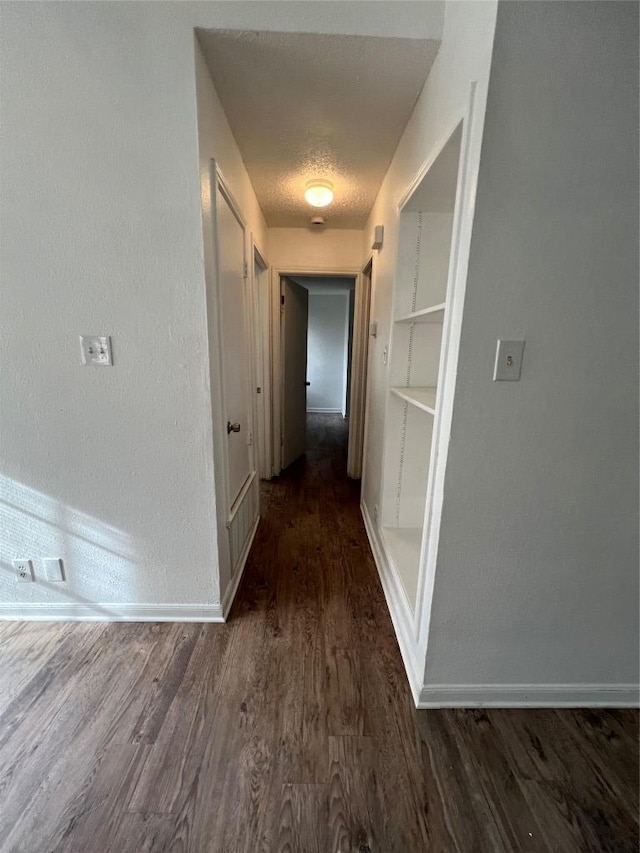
[80, 335, 112, 366]
[369, 321, 378, 338]
[372, 225, 384, 250]
[493, 339, 525, 381]
[43, 558, 65, 582]
[13, 559, 34, 582]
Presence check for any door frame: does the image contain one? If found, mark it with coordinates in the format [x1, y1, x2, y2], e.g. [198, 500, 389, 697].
[250, 240, 271, 479]
[347, 255, 374, 479]
[270, 265, 361, 476]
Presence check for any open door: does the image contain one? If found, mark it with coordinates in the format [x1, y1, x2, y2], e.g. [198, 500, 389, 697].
[281, 277, 308, 469]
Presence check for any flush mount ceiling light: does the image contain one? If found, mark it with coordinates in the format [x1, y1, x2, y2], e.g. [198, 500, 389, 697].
[304, 180, 334, 208]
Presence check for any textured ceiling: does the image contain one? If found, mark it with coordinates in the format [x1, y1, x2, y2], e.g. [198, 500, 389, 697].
[197, 29, 440, 228]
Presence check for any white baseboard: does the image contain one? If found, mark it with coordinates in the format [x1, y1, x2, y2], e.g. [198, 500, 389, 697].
[0, 514, 261, 625]
[360, 504, 640, 711]
[0, 603, 224, 622]
[418, 683, 640, 708]
[221, 514, 260, 619]
[306, 407, 343, 413]
[360, 501, 423, 704]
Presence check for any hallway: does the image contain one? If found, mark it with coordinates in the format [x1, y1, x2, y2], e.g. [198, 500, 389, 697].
[0, 414, 637, 851]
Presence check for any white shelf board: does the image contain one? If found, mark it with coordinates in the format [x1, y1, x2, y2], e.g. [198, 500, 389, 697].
[395, 303, 445, 324]
[390, 386, 437, 414]
[382, 526, 423, 609]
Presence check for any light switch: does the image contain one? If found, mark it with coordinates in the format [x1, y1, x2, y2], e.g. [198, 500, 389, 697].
[80, 335, 112, 366]
[493, 339, 525, 381]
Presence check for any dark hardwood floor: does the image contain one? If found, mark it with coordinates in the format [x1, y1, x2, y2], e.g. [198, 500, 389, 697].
[0, 413, 638, 852]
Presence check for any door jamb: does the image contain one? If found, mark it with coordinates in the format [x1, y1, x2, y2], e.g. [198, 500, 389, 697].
[250, 239, 271, 479]
[347, 256, 374, 479]
[271, 265, 361, 476]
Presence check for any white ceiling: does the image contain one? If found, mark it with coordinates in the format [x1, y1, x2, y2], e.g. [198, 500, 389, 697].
[197, 29, 440, 228]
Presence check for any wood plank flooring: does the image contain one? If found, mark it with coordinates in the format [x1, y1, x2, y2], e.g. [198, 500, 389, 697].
[0, 413, 638, 852]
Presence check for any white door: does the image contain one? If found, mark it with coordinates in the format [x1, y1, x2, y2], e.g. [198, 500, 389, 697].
[216, 184, 252, 506]
[281, 277, 308, 469]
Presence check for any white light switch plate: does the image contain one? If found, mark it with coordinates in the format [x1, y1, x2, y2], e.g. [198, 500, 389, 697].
[43, 558, 65, 582]
[80, 335, 112, 366]
[493, 339, 525, 381]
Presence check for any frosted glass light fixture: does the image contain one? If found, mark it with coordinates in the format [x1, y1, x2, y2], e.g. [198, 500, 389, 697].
[304, 180, 334, 208]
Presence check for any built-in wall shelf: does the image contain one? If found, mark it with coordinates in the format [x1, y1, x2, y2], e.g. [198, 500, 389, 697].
[395, 304, 445, 325]
[390, 386, 437, 414]
[380, 119, 463, 617]
[382, 526, 423, 606]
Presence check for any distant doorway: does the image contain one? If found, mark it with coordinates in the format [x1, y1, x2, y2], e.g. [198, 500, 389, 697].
[279, 274, 356, 472]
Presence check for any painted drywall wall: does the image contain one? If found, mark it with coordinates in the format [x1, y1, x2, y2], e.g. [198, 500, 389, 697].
[269, 228, 363, 272]
[424, 1, 639, 691]
[0, 2, 219, 614]
[307, 293, 350, 413]
[361, 1, 498, 545]
[1, 0, 441, 616]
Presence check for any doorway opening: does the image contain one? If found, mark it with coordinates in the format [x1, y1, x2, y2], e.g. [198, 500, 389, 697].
[287, 276, 355, 468]
[268, 268, 372, 481]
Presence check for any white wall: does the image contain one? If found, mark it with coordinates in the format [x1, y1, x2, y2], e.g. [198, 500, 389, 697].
[423, 0, 639, 696]
[0, 0, 441, 617]
[0, 2, 221, 615]
[269, 228, 363, 272]
[307, 293, 350, 413]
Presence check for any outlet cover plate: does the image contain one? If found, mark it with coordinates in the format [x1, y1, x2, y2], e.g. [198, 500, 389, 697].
[80, 335, 112, 366]
[13, 559, 34, 582]
[43, 558, 65, 582]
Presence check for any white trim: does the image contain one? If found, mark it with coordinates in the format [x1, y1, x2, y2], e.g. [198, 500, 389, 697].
[361, 501, 422, 704]
[272, 266, 361, 476]
[342, 288, 350, 418]
[4, 510, 261, 624]
[357, 258, 375, 492]
[221, 513, 260, 619]
[307, 407, 342, 414]
[251, 240, 272, 480]
[229, 470, 256, 521]
[347, 259, 373, 479]
[0, 603, 224, 622]
[414, 85, 482, 655]
[417, 683, 640, 708]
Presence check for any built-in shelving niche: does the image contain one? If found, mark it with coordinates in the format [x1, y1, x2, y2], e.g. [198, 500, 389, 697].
[380, 121, 463, 613]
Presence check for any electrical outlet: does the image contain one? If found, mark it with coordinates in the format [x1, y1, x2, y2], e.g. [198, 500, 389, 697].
[43, 558, 65, 582]
[80, 335, 112, 366]
[13, 559, 34, 582]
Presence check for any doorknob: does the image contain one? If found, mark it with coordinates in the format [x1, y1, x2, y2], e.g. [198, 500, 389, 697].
[227, 421, 241, 434]
[305, 381, 311, 386]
